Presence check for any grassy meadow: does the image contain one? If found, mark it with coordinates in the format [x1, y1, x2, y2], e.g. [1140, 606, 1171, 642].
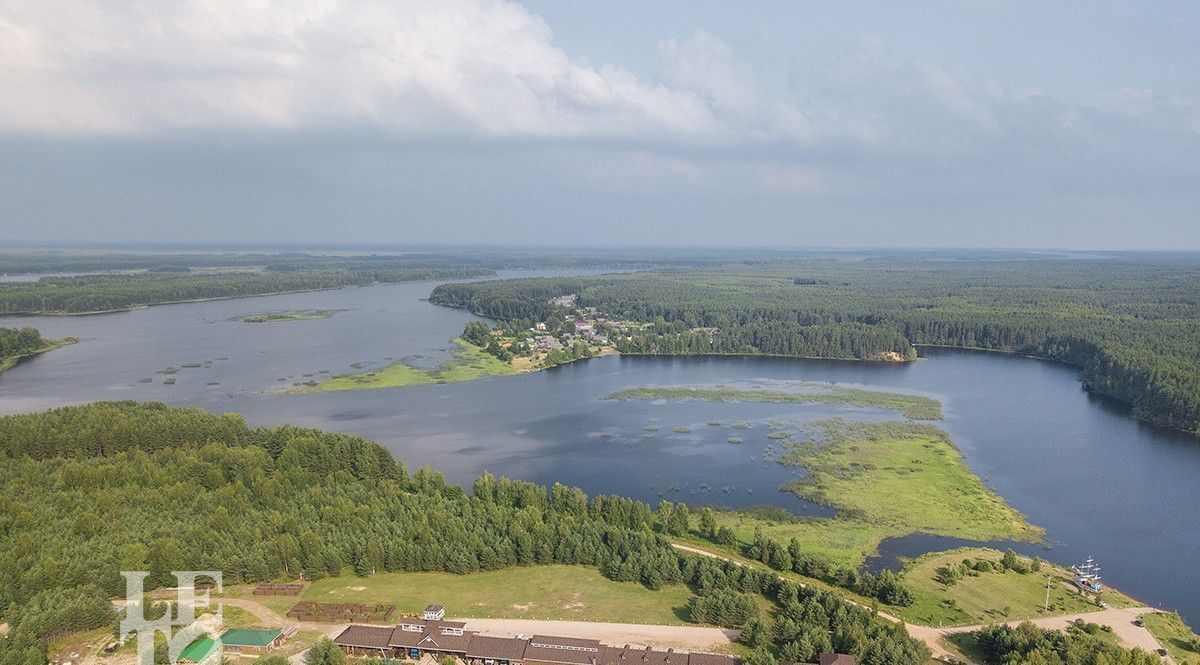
[1143, 612, 1200, 663]
[295, 565, 696, 624]
[895, 548, 1120, 626]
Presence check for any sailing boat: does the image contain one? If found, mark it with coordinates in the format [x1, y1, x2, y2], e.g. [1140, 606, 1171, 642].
[1072, 556, 1103, 592]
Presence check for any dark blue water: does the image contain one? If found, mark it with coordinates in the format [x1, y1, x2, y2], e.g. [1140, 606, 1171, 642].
[2, 277, 1198, 622]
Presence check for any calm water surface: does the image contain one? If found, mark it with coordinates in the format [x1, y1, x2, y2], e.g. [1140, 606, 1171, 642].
[2, 274, 1198, 623]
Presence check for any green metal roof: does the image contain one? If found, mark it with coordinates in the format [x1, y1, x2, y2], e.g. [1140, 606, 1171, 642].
[219, 628, 283, 648]
[179, 638, 218, 663]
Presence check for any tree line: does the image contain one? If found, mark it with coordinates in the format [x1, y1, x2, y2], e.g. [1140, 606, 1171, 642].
[428, 256, 1200, 435]
[975, 621, 1160, 665]
[0, 402, 928, 665]
[0, 269, 494, 315]
[0, 327, 49, 367]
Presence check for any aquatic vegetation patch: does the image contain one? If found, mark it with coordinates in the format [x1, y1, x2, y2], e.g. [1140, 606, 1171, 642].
[777, 419, 1041, 546]
[235, 309, 341, 323]
[294, 338, 518, 393]
[605, 382, 942, 420]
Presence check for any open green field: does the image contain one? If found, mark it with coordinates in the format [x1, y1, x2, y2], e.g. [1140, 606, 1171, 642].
[297, 338, 519, 392]
[605, 384, 942, 420]
[1143, 612, 1200, 664]
[298, 565, 696, 624]
[895, 548, 1131, 627]
[236, 309, 339, 322]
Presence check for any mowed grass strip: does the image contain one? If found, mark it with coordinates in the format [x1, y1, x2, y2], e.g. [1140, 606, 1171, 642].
[300, 339, 518, 392]
[1143, 612, 1200, 664]
[298, 565, 695, 624]
[778, 420, 1042, 545]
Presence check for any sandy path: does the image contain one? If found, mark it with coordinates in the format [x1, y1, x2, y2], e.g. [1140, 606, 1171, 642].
[911, 606, 1168, 662]
[461, 618, 738, 653]
[670, 542, 1170, 663]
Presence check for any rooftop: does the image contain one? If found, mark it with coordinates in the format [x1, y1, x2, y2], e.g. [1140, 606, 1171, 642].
[179, 638, 218, 663]
[334, 625, 394, 650]
[219, 628, 283, 648]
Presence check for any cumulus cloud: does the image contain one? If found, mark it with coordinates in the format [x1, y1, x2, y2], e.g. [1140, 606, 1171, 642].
[0, 1, 1197, 248]
[0, 0, 719, 138]
[2, 0, 1194, 158]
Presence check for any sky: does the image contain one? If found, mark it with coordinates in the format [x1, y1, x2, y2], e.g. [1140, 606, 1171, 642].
[1, 1, 1198, 249]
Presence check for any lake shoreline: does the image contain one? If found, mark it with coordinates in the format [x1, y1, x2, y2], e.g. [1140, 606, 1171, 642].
[0, 337, 78, 374]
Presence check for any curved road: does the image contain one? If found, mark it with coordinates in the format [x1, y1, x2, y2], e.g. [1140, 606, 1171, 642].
[671, 543, 1170, 663]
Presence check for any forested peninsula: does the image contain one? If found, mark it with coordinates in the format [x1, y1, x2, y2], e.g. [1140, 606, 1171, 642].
[429, 258, 1200, 435]
[0, 327, 74, 373]
[0, 269, 492, 315]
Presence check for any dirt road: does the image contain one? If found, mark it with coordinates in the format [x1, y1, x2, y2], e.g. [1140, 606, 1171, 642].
[463, 618, 738, 653]
[909, 606, 1168, 664]
[671, 542, 1170, 663]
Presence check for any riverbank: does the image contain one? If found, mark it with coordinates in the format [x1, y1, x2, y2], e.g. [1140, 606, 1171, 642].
[0, 336, 78, 374]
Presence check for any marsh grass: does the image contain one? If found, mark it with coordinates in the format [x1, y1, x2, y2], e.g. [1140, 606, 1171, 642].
[776, 419, 1041, 548]
[606, 383, 942, 420]
[236, 309, 339, 323]
[298, 338, 518, 392]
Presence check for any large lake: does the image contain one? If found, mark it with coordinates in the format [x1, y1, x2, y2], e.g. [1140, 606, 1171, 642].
[2, 274, 1198, 624]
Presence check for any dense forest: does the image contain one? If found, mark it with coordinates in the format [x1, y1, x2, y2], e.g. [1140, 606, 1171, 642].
[0, 327, 48, 363]
[0, 246, 757, 314]
[0, 269, 491, 314]
[0, 402, 927, 665]
[0, 327, 55, 372]
[429, 256, 1200, 434]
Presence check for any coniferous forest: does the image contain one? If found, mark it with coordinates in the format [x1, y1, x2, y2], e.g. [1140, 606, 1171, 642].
[0, 402, 928, 665]
[0, 328, 49, 364]
[0, 327, 58, 373]
[429, 256, 1200, 435]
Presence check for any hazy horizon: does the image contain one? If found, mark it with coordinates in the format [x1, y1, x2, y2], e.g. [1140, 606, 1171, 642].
[2, 1, 1198, 249]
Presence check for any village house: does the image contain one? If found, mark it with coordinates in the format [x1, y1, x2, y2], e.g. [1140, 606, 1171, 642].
[333, 612, 740, 665]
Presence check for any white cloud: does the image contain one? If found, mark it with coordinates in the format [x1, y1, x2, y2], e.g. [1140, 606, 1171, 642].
[0, 0, 719, 138]
[1, 0, 1196, 201]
